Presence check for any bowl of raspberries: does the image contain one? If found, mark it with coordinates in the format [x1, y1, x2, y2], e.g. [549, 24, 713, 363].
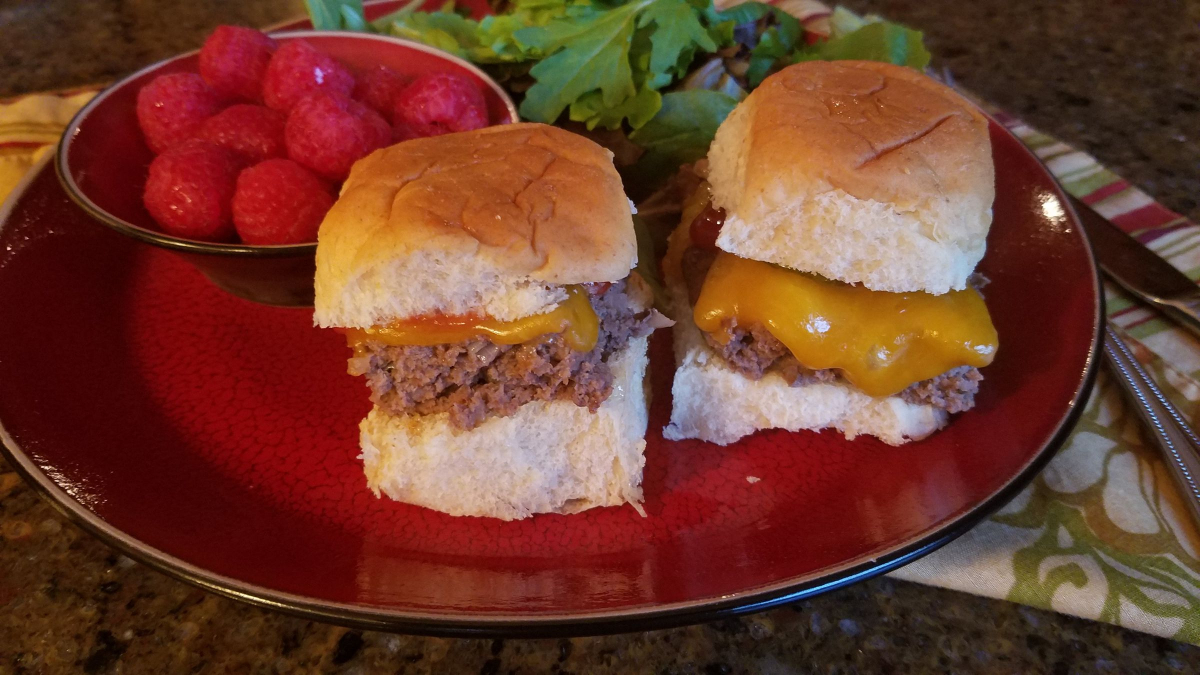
[56, 26, 518, 306]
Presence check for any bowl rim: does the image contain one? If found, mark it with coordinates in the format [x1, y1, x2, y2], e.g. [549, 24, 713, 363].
[55, 29, 521, 259]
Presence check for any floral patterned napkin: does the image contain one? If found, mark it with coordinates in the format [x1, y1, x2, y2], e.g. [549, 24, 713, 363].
[887, 109, 1200, 645]
[3, 11, 1199, 644]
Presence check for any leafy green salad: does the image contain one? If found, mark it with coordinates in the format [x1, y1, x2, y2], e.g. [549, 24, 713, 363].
[306, 0, 930, 190]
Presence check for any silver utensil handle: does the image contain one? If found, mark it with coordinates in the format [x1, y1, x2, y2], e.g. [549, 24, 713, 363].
[1160, 295, 1200, 340]
[1099, 324, 1200, 523]
[1103, 325, 1200, 527]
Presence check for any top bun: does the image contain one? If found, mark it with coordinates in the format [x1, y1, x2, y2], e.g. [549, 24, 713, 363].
[314, 123, 637, 328]
[707, 60, 994, 294]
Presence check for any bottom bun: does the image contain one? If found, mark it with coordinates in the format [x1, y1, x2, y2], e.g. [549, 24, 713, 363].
[359, 337, 650, 520]
[662, 284, 946, 446]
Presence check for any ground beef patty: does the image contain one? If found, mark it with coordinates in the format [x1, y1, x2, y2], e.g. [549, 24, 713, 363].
[348, 279, 657, 430]
[681, 245, 983, 413]
[703, 318, 841, 388]
[899, 366, 983, 414]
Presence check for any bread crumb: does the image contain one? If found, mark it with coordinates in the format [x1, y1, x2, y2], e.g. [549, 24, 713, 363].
[746, 476, 761, 484]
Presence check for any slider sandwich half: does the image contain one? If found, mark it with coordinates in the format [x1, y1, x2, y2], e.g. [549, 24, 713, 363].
[314, 123, 668, 520]
[663, 60, 999, 446]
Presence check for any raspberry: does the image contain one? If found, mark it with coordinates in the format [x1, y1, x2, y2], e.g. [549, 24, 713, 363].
[392, 72, 488, 140]
[199, 26, 277, 101]
[195, 104, 286, 164]
[285, 93, 391, 181]
[232, 159, 333, 245]
[261, 40, 355, 112]
[136, 73, 226, 154]
[143, 141, 241, 242]
[353, 65, 410, 117]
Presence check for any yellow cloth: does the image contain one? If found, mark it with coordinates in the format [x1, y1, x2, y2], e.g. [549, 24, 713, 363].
[0, 91, 96, 200]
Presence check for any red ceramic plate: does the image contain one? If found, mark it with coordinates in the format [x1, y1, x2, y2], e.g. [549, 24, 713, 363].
[0, 3, 1101, 636]
[0, 118, 1101, 635]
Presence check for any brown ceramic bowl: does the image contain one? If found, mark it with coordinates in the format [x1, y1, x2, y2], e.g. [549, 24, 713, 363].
[56, 30, 518, 307]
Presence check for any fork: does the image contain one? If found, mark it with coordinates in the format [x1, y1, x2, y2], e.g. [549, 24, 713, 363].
[1102, 323, 1200, 527]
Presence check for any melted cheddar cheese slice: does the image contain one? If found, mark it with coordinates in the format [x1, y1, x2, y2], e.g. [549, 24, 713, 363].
[344, 285, 600, 352]
[694, 253, 998, 397]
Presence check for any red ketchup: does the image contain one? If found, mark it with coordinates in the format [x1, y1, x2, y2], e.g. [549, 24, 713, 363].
[689, 203, 726, 250]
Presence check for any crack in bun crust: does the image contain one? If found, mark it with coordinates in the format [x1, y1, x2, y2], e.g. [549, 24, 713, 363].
[707, 60, 995, 295]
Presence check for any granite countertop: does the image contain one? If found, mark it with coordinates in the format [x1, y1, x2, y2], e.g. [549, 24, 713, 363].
[2, 0, 1199, 672]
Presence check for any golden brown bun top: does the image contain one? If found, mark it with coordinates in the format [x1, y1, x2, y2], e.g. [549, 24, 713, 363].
[317, 123, 636, 298]
[743, 59, 990, 201]
[707, 60, 995, 293]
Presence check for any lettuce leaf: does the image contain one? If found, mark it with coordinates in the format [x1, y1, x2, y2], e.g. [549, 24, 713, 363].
[516, 2, 645, 122]
[703, 0, 769, 26]
[640, 0, 716, 79]
[827, 5, 870, 36]
[705, 2, 801, 86]
[304, 0, 932, 161]
[569, 86, 662, 130]
[632, 215, 671, 311]
[371, 2, 540, 62]
[793, 20, 931, 70]
[744, 9, 801, 85]
[516, 0, 718, 124]
[382, 11, 487, 59]
[306, 0, 365, 30]
[505, 0, 572, 26]
[624, 89, 737, 187]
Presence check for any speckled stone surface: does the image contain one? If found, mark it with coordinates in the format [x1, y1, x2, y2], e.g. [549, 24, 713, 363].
[2, 0, 1200, 672]
[3, 459, 1198, 674]
[845, 0, 1200, 224]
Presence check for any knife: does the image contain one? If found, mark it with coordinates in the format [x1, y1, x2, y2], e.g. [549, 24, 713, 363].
[1071, 194, 1200, 337]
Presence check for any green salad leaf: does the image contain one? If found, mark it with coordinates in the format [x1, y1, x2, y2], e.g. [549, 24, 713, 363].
[701, 0, 765, 26]
[367, 0, 536, 62]
[640, 0, 716, 78]
[332, 0, 722, 128]
[745, 9, 801, 85]
[828, 5, 869, 36]
[385, 11, 481, 57]
[570, 86, 662, 130]
[793, 19, 931, 70]
[302, 0, 933, 180]
[632, 215, 671, 310]
[306, 0, 362, 29]
[628, 89, 737, 156]
[339, 3, 368, 30]
[706, 2, 801, 86]
[500, 0, 572, 26]
[515, 1, 645, 123]
[515, 0, 718, 126]
[624, 89, 737, 185]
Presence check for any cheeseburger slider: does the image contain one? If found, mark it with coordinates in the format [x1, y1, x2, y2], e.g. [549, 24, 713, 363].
[663, 60, 999, 446]
[314, 123, 668, 520]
